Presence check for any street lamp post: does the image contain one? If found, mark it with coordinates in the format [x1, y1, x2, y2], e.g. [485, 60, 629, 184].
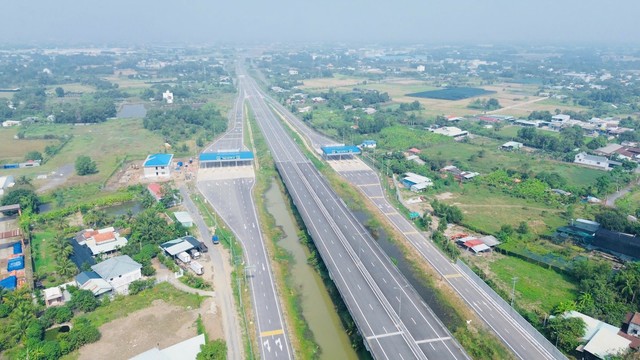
[511, 277, 519, 307]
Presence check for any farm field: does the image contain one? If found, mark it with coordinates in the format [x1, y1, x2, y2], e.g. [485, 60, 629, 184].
[6, 119, 164, 186]
[419, 137, 602, 188]
[0, 127, 59, 163]
[407, 87, 495, 100]
[299, 74, 367, 90]
[439, 185, 565, 234]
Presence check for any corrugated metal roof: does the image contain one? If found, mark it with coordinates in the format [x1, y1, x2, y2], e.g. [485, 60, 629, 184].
[199, 151, 254, 162]
[321, 145, 361, 156]
[91, 255, 141, 280]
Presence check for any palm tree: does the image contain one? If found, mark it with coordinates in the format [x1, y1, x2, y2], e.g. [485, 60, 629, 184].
[56, 258, 77, 279]
[577, 291, 594, 311]
[9, 304, 35, 341]
[620, 276, 638, 303]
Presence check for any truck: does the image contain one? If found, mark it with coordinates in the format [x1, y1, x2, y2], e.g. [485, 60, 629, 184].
[199, 241, 209, 253]
[177, 251, 191, 264]
[189, 249, 201, 259]
[190, 261, 204, 275]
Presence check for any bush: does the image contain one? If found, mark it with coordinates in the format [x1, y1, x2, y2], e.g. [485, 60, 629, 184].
[180, 273, 212, 290]
[68, 289, 100, 313]
[75, 155, 98, 176]
[128, 279, 156, 295]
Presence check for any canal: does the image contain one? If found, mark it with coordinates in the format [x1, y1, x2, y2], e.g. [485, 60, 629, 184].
[264, 181, 358, 360]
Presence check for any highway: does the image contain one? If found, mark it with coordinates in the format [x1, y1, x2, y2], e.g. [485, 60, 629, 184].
[197, 88, 293, 360]
[241, 67, 469, 360]
[261, 74, 567, 360]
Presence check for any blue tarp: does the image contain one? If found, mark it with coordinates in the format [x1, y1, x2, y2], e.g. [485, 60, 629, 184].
[0, 276, 17, 290]
[12, 242, 22, 254]
[7, 256, 24, 271]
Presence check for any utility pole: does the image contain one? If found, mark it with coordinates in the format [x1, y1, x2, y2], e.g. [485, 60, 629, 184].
[511, 277, 518, 307]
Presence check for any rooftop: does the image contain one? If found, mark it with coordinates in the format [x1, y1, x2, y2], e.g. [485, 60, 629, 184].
[92, 255, 141, 280]
[143, 153, 174, 167]
[321, 145, 361, 156]
[173, 211, 193, 224]
[199, 151, 254, 162]
[131, 334, 206, 360]
[160, 238, 195, 256]
[583, 328, 631, 359]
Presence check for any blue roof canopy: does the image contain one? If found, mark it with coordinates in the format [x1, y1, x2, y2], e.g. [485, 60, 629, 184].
[321, 145, 361, 156]
[0, 276, 17, 290]
[199, 151, 254, 162]
[144, 153, 174, 167]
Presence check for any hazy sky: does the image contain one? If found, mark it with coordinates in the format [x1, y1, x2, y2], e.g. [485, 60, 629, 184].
[1, 0, 639, 45]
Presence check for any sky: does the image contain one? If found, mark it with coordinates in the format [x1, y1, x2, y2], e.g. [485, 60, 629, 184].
[1, 0, 639, 46]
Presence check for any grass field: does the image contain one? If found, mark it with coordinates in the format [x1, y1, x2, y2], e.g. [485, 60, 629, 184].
[47, 83, 96, 93]
[419, 137, 602, 188]
[440, 184, 565, 234]
[9, 119, 165, 185]
[0, 127, 59, 163]
[486, 255, 577, 313]
[84, 282, 204, 327]
[494, 125, 561, 139]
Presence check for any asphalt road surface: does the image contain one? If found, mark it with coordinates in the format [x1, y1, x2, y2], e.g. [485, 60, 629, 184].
[198, 89, 293, 360]
[262, 74, 567, 360]
[241, 67, 469, 360]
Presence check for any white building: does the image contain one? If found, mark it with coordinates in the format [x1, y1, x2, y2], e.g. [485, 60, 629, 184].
[162, 90, 174, 104]
[501, 141, 523, 150]
[363, 107, 377, 115]
[574, 152, 621, 171]
[143, 153, 174, 178]
[0, 175, 15, 196]
[91, 255, 142, 295]
[430, 127, 468, 139]
[2, 120, 20, 127]
[402, 172, 433, 192]
[416, 65, 426, 72]
[288, 69, 299, 75]
[551, 114, 571, 122]
[173, 211, 194, 228]
[131, 334, 206, 360]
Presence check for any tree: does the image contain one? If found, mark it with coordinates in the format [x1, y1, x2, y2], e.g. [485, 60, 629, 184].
[547, 316, 585, 353]
[197, 339, 227, 360]
[517, 221, 530, 235]
[1, 188, 41, 214]
[68, 290, 99, 313]
[75, 156, 98, 176]
[55, 87, 65, 97]
[24, 151, 43, 162]
[55, 258, 77, 279]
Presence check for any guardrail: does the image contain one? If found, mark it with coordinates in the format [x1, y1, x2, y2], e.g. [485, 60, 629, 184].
[456, 259, 567, 360]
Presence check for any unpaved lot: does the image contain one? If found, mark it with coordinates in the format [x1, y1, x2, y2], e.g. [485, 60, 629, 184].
[79, 297, 222, 360]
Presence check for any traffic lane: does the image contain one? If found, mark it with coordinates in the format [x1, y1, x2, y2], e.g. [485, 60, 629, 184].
[200, 179, 285, 333]
[298, 163, 459, 343]
[277, 162, 421, 359]
[337, 169, 557, 359]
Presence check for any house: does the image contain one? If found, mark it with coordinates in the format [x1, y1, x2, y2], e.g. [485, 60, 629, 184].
[594, 144, 624, 156]
[407, 148, 421, 155]
[462, 239, 491, 254]
[160, 238, 195, 258]
[147, 183, 163, 201]
[0, 175, 15, 196]
[416, 65, 426, 72]
[75, 271, 112, 297]
[514, 119, 542, 127]
[441, 165, 479, 181]
[311, 97, 325, 103]
[551, 114, 570, 123]
[561, 311, 631, 359]
[143, 153, 174, 178]
[574, 152, 621, 171]
[298, 106, 312, 113]
[162, 90, 174, 104]
[402, 172, 433, 192]
[2, 120, 20, 127]
[288, 69, 298, 75]
[173, 211, 193, 228]
[76, 227, 128, 257]
[430, 126, 468, 139]
[91, 255, 142, 295]
[42, 287, 65, 307]
[363, 107, 377, 115]
[360, 140, 377, 149]
[501, 141, 523, 150]
[131, 334, 206, 360]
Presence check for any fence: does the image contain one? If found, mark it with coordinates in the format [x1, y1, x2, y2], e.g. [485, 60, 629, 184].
[456, 259, 568, 360]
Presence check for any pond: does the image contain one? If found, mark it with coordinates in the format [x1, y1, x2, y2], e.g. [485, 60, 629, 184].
[101, 200, 144, 217]
[44, 325, 70, 341]
[117, 103, 147, 119]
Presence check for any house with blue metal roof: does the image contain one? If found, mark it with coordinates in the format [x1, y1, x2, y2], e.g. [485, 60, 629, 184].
[143, 153, 174, 178]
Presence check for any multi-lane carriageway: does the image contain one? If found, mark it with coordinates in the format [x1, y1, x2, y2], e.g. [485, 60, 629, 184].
[242, 69, 470, 360]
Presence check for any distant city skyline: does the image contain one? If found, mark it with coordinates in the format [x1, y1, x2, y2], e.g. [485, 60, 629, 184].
[1, 0, 639, 46]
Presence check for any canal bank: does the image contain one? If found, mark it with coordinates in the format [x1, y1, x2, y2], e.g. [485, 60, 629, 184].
[265, 181, 358, 360]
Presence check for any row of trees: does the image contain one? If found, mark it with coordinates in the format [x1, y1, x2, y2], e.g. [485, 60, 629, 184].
[52, 97, 116, 124]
